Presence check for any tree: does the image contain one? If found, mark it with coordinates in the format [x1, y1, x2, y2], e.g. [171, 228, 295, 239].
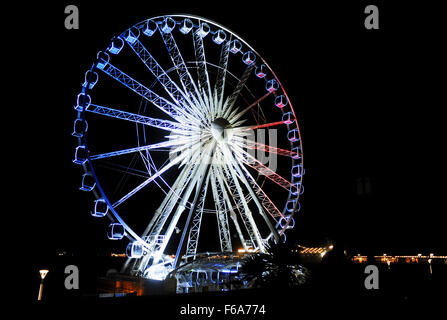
[239, 241, 309, 289]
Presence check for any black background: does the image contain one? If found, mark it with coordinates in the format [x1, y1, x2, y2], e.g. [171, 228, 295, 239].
[18, 0, 445, 287]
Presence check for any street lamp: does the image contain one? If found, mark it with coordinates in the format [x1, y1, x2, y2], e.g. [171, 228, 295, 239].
[38, 269, 49, 301]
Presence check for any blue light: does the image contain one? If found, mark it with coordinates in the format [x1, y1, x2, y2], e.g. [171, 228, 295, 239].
[179, 18, 193, 34]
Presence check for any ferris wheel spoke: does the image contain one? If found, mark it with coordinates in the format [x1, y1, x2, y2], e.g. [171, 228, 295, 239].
[185, 170, 210, 257]
[222, 63, 255, 119]
[221, 144, 280, 242]
[124, 37, 204, 125]
[192, 24, 213, 105]
[111, 143, 195, 208]
[153, 143, 215, 266]
[217, 146, 265, 252]
[97, 59, 186, 121]
[229, 91, 273, 124]
[232, 120, 286, 132]
[210, 167, 232, 253]
[157, 25, 206, 112]
[213, 164, 249, 251]
[89, 140, 182, 161]
[86, 103, 189, 132]
[215, 37, 231, 115]
[232, 144, 294, 191]
[233, 136, 297, 158]
[233, 158, 285, 221]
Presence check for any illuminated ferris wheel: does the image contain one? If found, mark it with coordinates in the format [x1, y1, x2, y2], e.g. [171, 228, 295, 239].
[72, 14, 304, 280]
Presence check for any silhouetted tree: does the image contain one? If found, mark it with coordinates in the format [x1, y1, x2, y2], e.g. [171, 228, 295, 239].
[239, 241, 309, 289]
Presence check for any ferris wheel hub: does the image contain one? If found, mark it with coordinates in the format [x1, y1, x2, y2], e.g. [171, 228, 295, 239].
[210, 117, 232, 142]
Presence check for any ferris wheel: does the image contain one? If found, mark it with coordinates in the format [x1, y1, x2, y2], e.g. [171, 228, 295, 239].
[72, 14, 304, 280]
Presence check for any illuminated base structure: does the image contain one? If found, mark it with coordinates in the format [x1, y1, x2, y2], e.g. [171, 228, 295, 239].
[167, 252, 245, 293]
[72, 15, 304, 285]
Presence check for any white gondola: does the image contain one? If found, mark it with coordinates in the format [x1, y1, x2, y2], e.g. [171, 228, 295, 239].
[179, 18, 193, 34]
[242, 51, 256, 65]
[107, 37, 124, 55]
[229, 39, 242, 54]
[287, 128, 299, 142]
[161, 17, 176, 34]
[126, 241, 144, 258]
[72, 118, 87, 138]
[265, 79, 279, 92]
[80, 172, 96, 191]
[282, 112, 294, 125]
[124, 27, 140, 44]
[107, 223, 125, 240]
[73, 145, 88, 165]
[91, 198, 108, 217]
[255, 64, 267, 78]
[196, 22, 210, 38]
[275, 95, 288, 108]
[212, 29, 226, 44]
[143, 19, 158, 36]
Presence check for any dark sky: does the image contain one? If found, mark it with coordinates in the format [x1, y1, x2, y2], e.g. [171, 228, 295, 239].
[20, 0, 445, 270]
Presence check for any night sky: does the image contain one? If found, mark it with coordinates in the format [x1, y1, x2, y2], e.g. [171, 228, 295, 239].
[20, 0, 445, 273]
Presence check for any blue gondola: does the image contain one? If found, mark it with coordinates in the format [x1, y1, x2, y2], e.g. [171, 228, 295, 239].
[107, 223, 125, 240]
[107, 37, 124, 55]
[143, 19, 158, 36]
[161, 17, 175, 34]
[179, 18, 193, 34]
[73, 145, 88, 165]
[80, 172, 95, 191]
[126, 241, 144, 258]
[287, 128, 299, 142]
[275, 95, 288, 108]
[72, 118, 88, 138]
[282, 112, 294, 125]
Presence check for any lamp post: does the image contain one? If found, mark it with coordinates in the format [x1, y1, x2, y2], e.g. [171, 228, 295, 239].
[38, 269, 49, 301]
